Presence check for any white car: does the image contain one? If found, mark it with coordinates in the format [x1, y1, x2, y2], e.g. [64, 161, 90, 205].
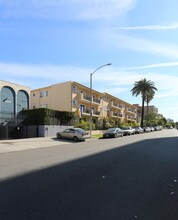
[133, 127, 144, 134]
[150, 127, 155, 132]
[122, 126, 135, 135]
[56, 128, 90, 142]
[143, 127, 150, 132]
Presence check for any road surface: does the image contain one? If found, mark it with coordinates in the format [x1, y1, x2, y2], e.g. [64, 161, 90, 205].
[0, 129, 178, 219]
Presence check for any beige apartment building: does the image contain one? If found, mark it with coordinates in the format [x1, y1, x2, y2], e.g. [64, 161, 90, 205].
[103, 93, 137, 126]
[31, 81, 137, 127]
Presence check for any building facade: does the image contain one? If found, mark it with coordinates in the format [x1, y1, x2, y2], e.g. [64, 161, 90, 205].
[31, 81, 137, 127]
[0, 80, 30, 124]
[143, 105, 158, 116]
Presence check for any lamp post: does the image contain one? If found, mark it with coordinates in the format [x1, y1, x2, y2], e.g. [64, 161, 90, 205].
[90, 63, 112, 138]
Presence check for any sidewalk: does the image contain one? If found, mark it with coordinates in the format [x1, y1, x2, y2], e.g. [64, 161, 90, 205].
[0, 137, 72, 154]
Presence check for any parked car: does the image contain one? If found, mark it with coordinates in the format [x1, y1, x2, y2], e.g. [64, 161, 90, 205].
[150, 127, 155, 132]
[103, 127, 123, 138]
[133, 126, 144, 134]
[143, 127, 150, 132]
[56, 128, 90, 142]
[154, 125, 162, 131]
[122, 126, 135, 135]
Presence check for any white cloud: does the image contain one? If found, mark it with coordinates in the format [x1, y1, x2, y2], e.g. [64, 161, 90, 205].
[1, 62, 178, 101]
[100, 30, 178, 59]
[0, 0, 137, 21]
[125, 61, 178, 70]
[118, 23, 178, 31]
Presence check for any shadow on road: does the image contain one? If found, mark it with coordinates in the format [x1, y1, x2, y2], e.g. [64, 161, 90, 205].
[1, 136, 178, 220]
[51, 137, 86, 143]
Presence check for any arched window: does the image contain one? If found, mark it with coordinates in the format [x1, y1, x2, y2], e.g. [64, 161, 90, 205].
[1, 86, 15, 115]
[17, 90, 29, 113]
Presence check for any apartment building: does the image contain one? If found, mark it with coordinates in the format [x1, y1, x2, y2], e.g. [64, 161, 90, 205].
[31, 81, 137, 126]
[103, 93, 137, 125]
[0, 80, 30, 124]
[143, 105, 158, 116]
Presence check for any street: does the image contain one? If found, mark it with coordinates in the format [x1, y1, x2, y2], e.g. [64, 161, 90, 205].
[0, 129, 178, 219]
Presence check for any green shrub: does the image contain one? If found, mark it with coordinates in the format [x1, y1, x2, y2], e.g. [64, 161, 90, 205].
[22, 108, 74, 125]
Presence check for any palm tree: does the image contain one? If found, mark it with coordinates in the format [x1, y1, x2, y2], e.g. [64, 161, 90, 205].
[145, 90, 155, 115]
[131, 78, 157, 127]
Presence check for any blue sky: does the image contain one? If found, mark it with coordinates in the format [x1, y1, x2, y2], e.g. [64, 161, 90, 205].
[1, 0, 178, 121]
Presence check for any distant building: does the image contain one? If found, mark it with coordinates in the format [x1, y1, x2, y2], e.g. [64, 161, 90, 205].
[143, 105, 158, 116]
[133, 104, 161, 122]
[167, 118, 174, 123]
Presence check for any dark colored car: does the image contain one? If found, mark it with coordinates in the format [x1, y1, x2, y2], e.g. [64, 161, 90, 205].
[103, 128, 123, 138]
[56, 128, 90, 142]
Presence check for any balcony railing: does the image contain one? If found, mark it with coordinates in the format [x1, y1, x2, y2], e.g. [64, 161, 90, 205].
[83, 95, 90, 102]
[93, 111, 100, 116]
[93, 98, 100, 104]
[127, 108, 135, 113]
[127, 116, 136, 120]
[112, 102, 123, 109]
[83, 109, 90, 114]
[112, 113, 123, 118]
[82, 109, 100, 116]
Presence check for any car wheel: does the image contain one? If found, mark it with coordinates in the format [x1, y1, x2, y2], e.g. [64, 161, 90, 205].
[57, 134, 62, 139]
[73, 136, 78, 142]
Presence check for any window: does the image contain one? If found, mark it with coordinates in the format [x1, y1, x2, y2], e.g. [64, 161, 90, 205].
[72, 85, 77, 91]
[69, 129, 76, 133]
[33, 93, 35, 97]
[73, 100, 77, 106]
[40, 91, 48, 97]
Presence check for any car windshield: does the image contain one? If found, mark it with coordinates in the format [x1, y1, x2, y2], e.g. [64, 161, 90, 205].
[122, 127, 130, 130]
[107, 128, 116, 132]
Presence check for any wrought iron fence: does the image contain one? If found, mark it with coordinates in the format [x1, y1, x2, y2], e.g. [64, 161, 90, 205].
[0, 111, 25, 125]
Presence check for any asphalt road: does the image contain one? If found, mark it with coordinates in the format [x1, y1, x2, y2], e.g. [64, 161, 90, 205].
[0, 129, 178, 220]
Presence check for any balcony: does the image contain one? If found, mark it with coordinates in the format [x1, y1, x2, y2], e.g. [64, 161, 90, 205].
[93, 111, 100, 116]
[111, 102, 123, 110]
[127, 108, 136, 114]
[82, 109, 90, 115]
[80, 93, 90, 103]
[93, 98, 101, 105]
[127, 116, 136, 121]
[112, 112, 118, 117]
[82, 109, 100, 117]
[112, 113, 123, 118]
[80, 94, 101, 105]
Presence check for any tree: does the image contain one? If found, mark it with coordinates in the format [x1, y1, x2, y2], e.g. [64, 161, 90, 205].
[145, 90, 155, 115]
[131, 78, 157, 127]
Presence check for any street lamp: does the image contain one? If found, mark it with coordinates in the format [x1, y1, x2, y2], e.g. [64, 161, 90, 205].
[90, 63, 112, 138]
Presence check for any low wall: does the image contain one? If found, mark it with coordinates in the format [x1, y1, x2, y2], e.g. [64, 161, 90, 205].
[92, 130, 105, 134]
[38, 125, 73, 137]
[38, 127, 105, 137]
